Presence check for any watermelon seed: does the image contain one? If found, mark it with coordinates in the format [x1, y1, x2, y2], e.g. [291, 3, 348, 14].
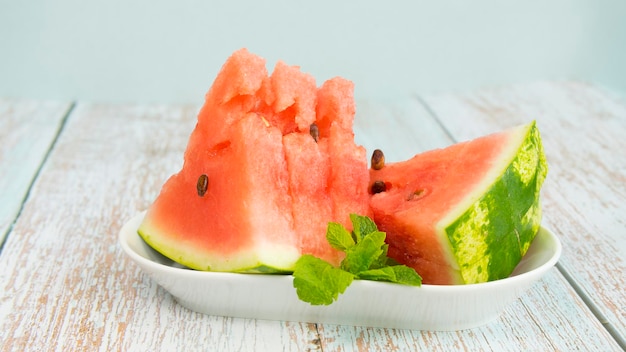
[197, 174, 209, 197]
[309, 123, 319, 143]
[371, 149, 385, 170]
[371, 180, 386, 194]
[408, 189, 425, 201]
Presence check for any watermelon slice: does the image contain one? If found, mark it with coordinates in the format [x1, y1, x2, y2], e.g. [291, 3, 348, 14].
[138, 49, 370, 273]
[369, 121, 548, 284]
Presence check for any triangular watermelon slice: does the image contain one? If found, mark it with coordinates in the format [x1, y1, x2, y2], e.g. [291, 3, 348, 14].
[369, 122, 548, 284]
[138, 49, 370, 273]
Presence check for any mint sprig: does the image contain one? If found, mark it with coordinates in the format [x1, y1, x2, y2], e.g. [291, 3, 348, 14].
[292, 255, 354, 305]
[293, 214, 422, 305]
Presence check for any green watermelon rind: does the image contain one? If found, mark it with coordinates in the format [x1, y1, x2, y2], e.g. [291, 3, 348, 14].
[137, 225, 300, 274]
[237, 265, 293, 274]
[441, 121, 548, 284]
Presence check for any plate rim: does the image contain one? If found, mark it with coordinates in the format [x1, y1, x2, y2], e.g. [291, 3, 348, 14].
[119, 211, 562, 292]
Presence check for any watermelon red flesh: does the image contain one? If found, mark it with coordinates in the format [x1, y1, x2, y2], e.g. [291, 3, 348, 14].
[328, 122, 370, 226]
[140, 115, 299, 271]
[316, 78, 371, 226]
[139, 48, 369, 272]
[269, 61, 317, 133]
[370, 121, 547, 285]
[283, 133, 339, 264]
[316, 78, 356, 138]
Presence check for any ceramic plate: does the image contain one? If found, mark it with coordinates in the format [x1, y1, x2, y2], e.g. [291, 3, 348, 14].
[119, 212, 561, 331]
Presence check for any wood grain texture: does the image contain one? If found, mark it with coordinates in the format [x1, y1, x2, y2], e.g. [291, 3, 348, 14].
[0, 103, 320, 351]
[354, 99, 453, 163]
[423, 80, 626, 345]
[0, 99, 71, 245]
[319, 272, 619, 351]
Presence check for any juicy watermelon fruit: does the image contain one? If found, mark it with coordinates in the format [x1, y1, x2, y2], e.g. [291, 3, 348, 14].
[369, 121, 547, 285]
[138, 48, 370, 273]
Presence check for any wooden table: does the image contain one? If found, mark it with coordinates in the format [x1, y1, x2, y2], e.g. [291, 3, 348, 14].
[0, 81, 624, 351]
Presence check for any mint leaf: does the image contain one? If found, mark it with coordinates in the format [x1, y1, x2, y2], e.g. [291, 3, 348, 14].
[293, 255, 354, 305]
[293, 214, 422, 306]
[341, 231, 386, 274]
[326, 222, 355, 251]
[369, 245, 404, 268]
[369, 243, 390, 269]
[350, 214, 378, 242]
[358, 265, 422, 286]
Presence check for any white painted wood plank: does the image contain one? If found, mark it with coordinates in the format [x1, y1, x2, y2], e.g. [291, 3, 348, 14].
[354, 98, 452, 163]
[0, 103, 320, 351]
[318, 255, 620, 351]
[0, 99, 70, 245]
[422, 80, 626, 345]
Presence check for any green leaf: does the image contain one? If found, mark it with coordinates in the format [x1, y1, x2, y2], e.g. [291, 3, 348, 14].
[341, 231, 386, 274]
[350, 214, 378, 242]
[369, 243, 390, 269]
[358, 265, 422, 286]
[293, 255, 355, 305]
[292, 214, 422, 306]
[326, 222, 355, 251]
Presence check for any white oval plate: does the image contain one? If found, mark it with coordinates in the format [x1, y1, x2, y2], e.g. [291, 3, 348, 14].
[119, 212, 561, 331]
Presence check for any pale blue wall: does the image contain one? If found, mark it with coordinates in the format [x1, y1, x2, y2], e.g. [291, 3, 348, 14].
[1, 0, 625, 104]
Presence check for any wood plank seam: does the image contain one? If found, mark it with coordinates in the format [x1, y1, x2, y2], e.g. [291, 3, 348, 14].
[414, 95, 456, 142]
[413, 91, 626, 350]
[312, 323, 323, 350]
[556, 261, 626, 351]
[0, 102, 76, 255]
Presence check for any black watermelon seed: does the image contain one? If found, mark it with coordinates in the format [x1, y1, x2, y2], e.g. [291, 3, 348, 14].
[197, 174, 209, 197]
[371, 180, 386, 194]
[309, 123, 319, 143]
[371, 149, 385, 170]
